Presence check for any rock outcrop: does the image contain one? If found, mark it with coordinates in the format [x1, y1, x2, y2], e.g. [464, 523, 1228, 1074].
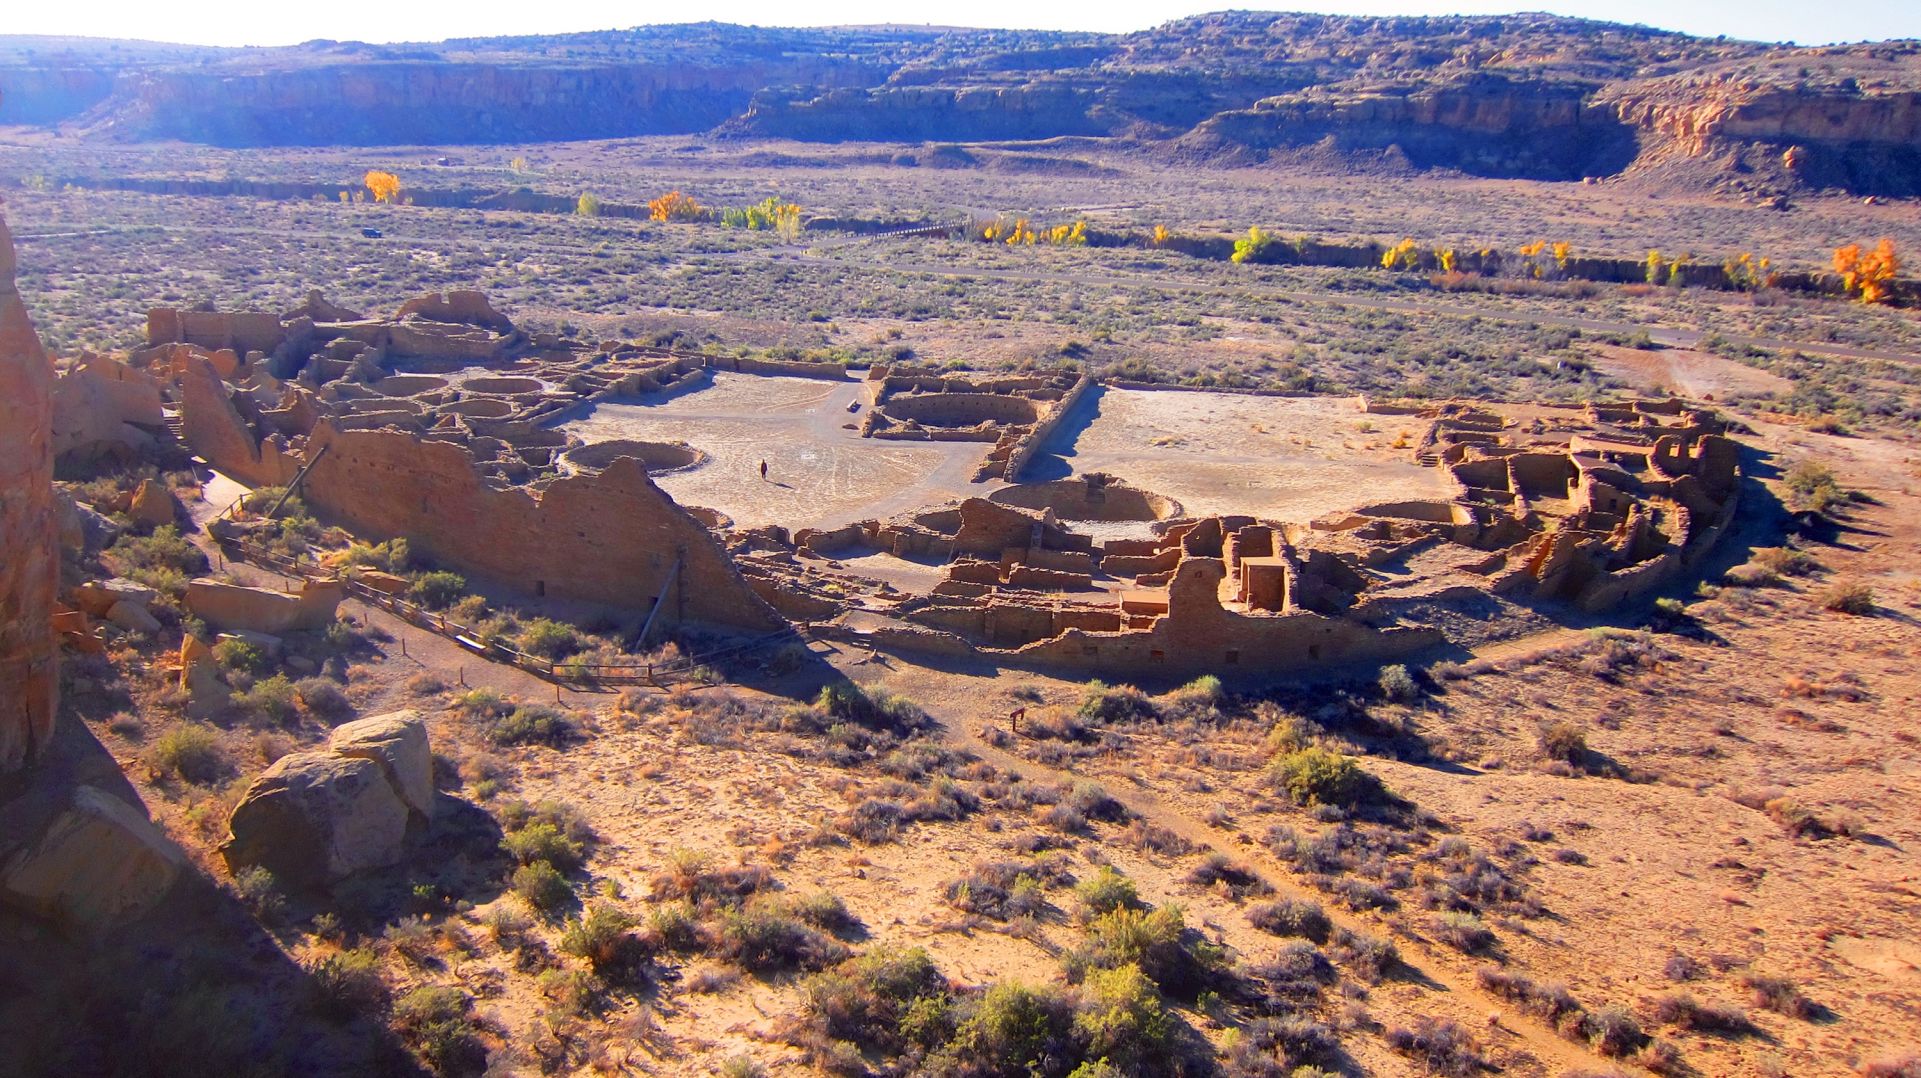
[222, 711, 434, 886]
[0, 785, 184, 929]
[185, 578, 344, 636]
[0, 209, 58, 774]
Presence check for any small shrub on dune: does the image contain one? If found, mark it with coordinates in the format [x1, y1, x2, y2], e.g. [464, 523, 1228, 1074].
[1247, 897, 1332, 943]
[717, 898, 852, 974]
[147, 724, 231, 784]
[1270, 747, 1384, 809]
[1386, 1017, 1484, 1077]
[511, 860, 573, 916]
[307, 947, 389, 1021]
[1817, 581, 1874, 615]
[488, 705, 579, 748]
[408, 570, 468, 611]
[559, 904, 646, 977]
[391, 986, 485, 1076]
[294, 676, 354, 722]
[1074, 865, 1140, 920]
[1077, 680, 1158, 725]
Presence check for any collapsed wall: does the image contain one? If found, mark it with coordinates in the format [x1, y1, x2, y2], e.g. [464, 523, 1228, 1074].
[0, 211, 57, 772]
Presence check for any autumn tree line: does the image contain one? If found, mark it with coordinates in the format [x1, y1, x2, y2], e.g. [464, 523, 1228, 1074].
[345, 167, 1906, 305]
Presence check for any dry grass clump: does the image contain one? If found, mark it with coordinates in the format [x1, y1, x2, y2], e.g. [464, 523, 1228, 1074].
[1247, 897, 1332, 943]
[1817, 580, 1875, 615]
[1385, 1017, 1484, 1076]
[1651, 991, 1761, 1035]
[146, 723, 232, 784]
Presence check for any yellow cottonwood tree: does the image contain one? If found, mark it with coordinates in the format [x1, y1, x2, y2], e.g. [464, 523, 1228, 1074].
[362, 170, 401, 204]
[648, 190, 705, 223]
[1834, 239, 1899, 304]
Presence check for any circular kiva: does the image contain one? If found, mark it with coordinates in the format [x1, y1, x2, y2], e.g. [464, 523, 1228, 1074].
[369, 374, 449, 396]
[461, 375, 545, 395]
[991, 477, 1183, 522]
[565, 438, 708, 475]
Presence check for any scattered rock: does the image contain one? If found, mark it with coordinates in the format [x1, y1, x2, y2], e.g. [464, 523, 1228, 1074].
[71, 577, 158, 618]
[105, 600, 161, 634]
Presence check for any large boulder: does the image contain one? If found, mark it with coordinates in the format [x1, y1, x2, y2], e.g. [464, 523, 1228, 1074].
[127, 479, 177, 530]
[0, 785, 184, 928]
[186, 577, 343, 635]
[330, 711, 434, 821]
[223, 752, 411, 887]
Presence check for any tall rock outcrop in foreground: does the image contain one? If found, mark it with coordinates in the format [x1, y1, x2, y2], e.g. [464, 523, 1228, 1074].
[0, 209, 58, 773]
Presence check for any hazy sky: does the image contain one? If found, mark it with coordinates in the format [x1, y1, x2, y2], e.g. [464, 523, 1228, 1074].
[11, 0, 1918, 48]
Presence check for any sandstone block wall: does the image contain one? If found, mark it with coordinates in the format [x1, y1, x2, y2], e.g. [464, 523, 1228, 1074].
[0, 211, 57, 773]
[299, 425, 785, 634]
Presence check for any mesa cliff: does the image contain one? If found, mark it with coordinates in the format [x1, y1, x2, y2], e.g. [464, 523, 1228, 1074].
[3, 14, 1920, 191]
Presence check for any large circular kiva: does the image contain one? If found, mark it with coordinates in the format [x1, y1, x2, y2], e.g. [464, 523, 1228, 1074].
[565, 439, 707, 475]
[990, 475, 1183, 522]
[369, 374, 450, 396]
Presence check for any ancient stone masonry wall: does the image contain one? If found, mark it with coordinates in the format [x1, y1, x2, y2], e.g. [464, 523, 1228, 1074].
[0, 211, 57, 773]
[298, 424, 785, 634]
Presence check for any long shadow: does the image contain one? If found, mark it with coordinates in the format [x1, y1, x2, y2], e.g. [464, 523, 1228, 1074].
[0, 719, 427, 1076]
[1018, 383, 1107, 482]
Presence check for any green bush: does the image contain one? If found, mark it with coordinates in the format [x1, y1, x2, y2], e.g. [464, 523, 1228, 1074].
[717, 900, 852, 974]
[942, 982, 1079, 1076]
[489, 705, 578, 748]
[501, 821, 586, 870]
[518, 618, 582, 659]
[1077, 680, 1157, 725]
[408, 570, 468, 610]
[1782, 460, 1845, 516]
[231, 674, 298, 723]
[104, 525, 206, 595]
[213, 637, 267, 672]
[340, 537, 410, 573]
[558, 904, 640, 975]
[1378, 664, 1419, 702]
[1270, 747, 1384, 808]
[802, 946, 950, 1052]
[1537, 721, 1588, 764]
[511, 860, 573, 916]
[294, 676, 354, 722]
[1074, 866, 1140, 920]
[392, 986, 485, 1076]
[1078, 905, 1224, 999]
[1818, 581, 1875, 615]
[307, 947, 390, 1021]
[815, 682, 928, 732]
[147, 724, 231, 784]
[1074, 962, 1176, 1072]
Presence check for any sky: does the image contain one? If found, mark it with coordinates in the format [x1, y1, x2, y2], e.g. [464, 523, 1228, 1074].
[9, 0, 1919, 49]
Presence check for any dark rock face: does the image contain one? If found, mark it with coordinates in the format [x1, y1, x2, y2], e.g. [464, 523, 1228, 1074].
[0, 211, 57, 774]
[3, 13, 1920, 190]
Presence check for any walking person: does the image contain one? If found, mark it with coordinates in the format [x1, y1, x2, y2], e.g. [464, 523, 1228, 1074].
[759, 459, 768, 480]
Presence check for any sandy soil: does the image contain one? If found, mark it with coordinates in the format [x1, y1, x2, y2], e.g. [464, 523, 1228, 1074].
[1035, 387, 1455, 521]
[1589, 344, 1796, 399]
[556, 372, 994, 530]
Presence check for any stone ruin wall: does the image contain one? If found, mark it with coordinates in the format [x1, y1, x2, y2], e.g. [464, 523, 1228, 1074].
[296, 424, 786, 634]
[0, 211, 57, 773]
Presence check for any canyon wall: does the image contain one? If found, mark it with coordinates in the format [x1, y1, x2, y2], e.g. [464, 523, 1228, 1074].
[0, 211, 57, 773]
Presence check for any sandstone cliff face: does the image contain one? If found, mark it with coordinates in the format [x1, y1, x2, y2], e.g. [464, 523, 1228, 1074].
[0, 211, 58, 774]
[0, 67, 116, 124]
[1189, 76, 1637, 179]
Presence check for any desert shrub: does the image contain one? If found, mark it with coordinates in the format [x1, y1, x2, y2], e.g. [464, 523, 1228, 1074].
[214, 637, 267, 673]
[815, 682, 928, 732]
[647, 900, 704, 952]
[294, 676, 354, 721]
[1077, 680, 1158, 725]
[1782, 460, 1845, 515]
[1652, 992, 1758, 1035]
[231, 674, 298, 723]
[1076, 905, 1224, 999]
[392, 986, 486, 1076]
[559, 904, 643, 977]
[791, 890, 860, 934]
[338, 537, 410, 574]
[1247, 897, 1332, 943]
[511, 860, 573, 916]
[1817, 581, 1875, 615]
[1270, 748, 1383, 808]
[949, 861, 1051, 921]
[651, 849, 771, 908]
[1585, 1004, 1648, 1057]
[842, 798, 909, 843]
[1073, 962, 1178, 1072]
[489, 705, 579, 748]
[105, 525, 206, 594]
[452, 687, 511, 719]
[1229, 1014, 1341, 1073]
[1329, 927, 1399, 983]
[717, 899, 852, 974]
[1185, 852, 1269, 897]
[1430, 912, 1495, 953]
[502, 821, 586, 870]
[1248, 939, 1336, 1010]
[1752, 546, 1817, 577]
[939, 981, 1079, 1077]
[801, 946, 949, 1052]
[408, 571, 468, 610]
[1378, 664, 1419, 702]
[1742, 973, 1818, 1019]
[147, 724, 231, 783]
[1064, 782, 1128, 823]
[1860, 1053, 1921, 1078]
[307, 947, 390, 1021]
[231, 865, 284, 920]
[518, 618, 582, 659]
[1386, 1017, 1484, 1077]
[1068, 865, 1137, 921]
[1664, 952, 1701, 981]
[1476, 966, 1582, 1025]
[1537, 721, 1587, 764]
[1164, 675, 1224, 721]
